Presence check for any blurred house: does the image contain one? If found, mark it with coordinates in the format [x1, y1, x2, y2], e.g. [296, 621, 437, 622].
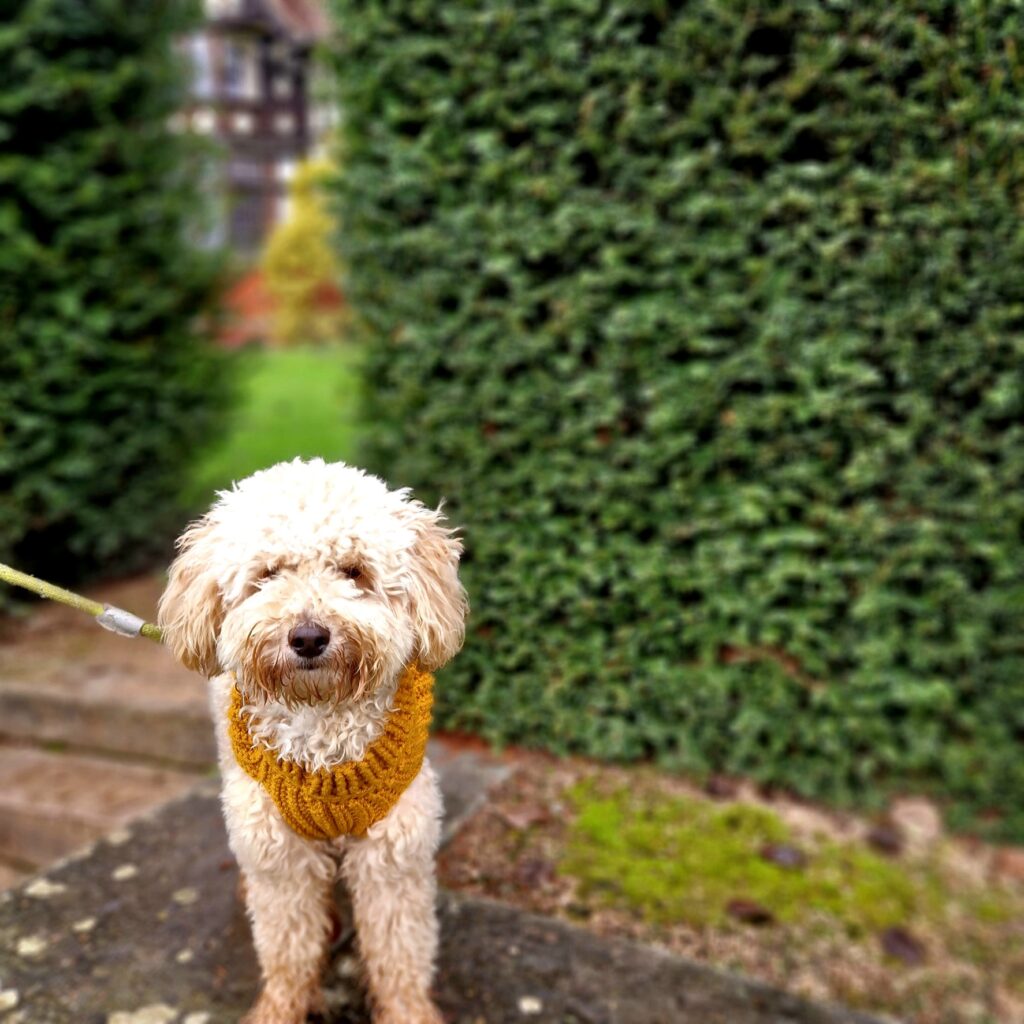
[180, 0, 331, 251]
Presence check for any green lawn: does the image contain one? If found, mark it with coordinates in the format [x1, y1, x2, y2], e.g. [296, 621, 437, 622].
[184, 345, 365, 509]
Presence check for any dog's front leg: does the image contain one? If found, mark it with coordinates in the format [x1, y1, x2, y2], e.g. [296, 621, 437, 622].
[224, 774, 336, 1024]
[241, 864, 334, 1024]
[342, 762, 444, 1024]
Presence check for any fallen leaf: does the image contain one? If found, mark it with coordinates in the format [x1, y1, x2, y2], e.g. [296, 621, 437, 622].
[565, 902, 592, 921]
[760, 843, 808, 869]
[880, 926, 926, 965]
[704, 776, 739, 799]
[994, 847, 1024, 882]
[866, 824, 904, 856]
[726, 899, 775, 926]
[498, 804, 551, 831]
[512, 857, 556, 889]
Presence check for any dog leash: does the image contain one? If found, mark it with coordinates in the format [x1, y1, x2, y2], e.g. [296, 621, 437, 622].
[0, 561, 163, 643]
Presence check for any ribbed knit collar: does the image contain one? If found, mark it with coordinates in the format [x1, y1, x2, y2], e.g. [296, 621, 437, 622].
[227, 663, 434, 840]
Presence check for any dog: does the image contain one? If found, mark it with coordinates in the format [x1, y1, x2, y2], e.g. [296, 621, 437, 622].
[158, 458, 467, 1024]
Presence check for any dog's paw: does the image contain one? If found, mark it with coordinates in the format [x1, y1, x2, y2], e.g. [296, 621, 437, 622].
[242, 987, 320, 1024]
[375, 1000, 444, 1024]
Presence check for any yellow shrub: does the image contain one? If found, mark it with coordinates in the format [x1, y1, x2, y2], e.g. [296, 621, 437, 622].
[261, 159, 346, 346]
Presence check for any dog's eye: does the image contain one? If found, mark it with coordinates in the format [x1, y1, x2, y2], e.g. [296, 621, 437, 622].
[341, 565, 362, 581]
[258, 567, 279, 583]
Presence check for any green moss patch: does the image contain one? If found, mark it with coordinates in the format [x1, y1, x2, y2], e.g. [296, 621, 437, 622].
[564, 781, 945, 934]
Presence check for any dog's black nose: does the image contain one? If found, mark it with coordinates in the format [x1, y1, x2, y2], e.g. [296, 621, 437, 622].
[288, 622, 330, 659]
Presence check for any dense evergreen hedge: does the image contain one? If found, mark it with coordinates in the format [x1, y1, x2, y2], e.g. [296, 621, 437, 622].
[329, 1, 1024, 838]
[0, 1, 226, 585]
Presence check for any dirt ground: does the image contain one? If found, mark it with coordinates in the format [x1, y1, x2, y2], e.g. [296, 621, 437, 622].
[438, 751, 1024, 1024]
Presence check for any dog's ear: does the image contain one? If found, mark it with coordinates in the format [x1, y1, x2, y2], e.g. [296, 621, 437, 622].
[404, 503, 468, 672]
[157, 516, 224, 677]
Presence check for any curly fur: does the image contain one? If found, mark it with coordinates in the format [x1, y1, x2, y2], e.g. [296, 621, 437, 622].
[158, 458, 467, 1024]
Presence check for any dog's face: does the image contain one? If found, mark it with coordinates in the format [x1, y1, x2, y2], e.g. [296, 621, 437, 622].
[158, 459, 467, 705]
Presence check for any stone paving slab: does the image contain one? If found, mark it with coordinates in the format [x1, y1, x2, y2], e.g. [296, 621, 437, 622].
[0, 744, 199, 868]
[0, 791, 886, 1024]
[429, 739, 511, 845]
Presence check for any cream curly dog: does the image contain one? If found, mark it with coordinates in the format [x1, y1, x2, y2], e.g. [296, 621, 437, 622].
[158, 458, 467, 1024]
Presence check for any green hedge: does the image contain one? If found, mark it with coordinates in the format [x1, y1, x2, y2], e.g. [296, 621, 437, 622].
[0, 1, 226, 586]
[329, 1, 1024, 839]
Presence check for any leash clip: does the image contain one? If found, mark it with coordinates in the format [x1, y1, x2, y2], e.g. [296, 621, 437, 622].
[97, 604, 147, 638]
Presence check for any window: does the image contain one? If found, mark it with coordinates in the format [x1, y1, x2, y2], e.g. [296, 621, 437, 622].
[187, 35, 214, 99]
[230, 159, 265, 186]
[223, 40, 259, 100]
[230, 190, 267, 251]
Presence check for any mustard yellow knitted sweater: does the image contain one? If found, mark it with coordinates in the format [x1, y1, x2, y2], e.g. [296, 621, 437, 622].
[227, 663, 434, 841]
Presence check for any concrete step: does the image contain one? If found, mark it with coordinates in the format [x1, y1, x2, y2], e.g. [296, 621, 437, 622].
[0, 573, 213, 766]
[0, 743, 199, 868]
[0, 673, 214, 767]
